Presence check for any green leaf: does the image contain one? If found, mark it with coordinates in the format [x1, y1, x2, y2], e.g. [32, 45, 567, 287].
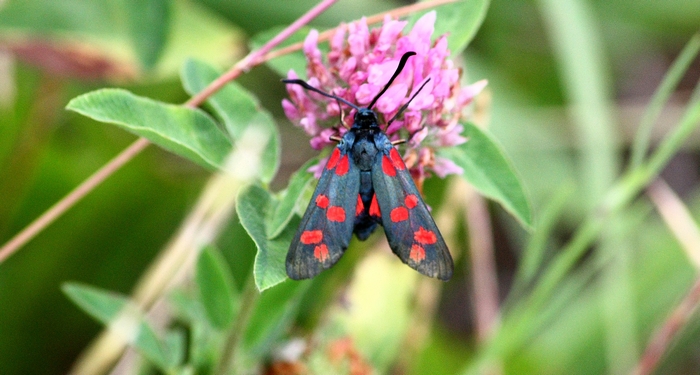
[237, 185, 296, 291]
[250, 26, 314, 79]
[196, 245, 238, 330]
[241, 281, 310, 364]
[125, 0, 171, 70]
[62, 283, 172, 371]
[413, 0, 490, 55]
[67, 88, 232, 170]
[439, 122, 532, 228]
[168, 291, 221, 371]
[164, 328, 186, 368]
[266, 158, 317, 239]
[181, 59, 280, 183]
[0, 0, 245, 79]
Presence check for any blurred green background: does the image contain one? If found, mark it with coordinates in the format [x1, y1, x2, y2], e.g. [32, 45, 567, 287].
[1, 0, 699, 374]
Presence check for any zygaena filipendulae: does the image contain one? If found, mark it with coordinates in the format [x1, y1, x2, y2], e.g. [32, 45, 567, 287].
[284, 52, 453, 281]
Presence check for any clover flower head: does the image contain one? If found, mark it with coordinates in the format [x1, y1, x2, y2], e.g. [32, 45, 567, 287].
[282, 11, 486, 185]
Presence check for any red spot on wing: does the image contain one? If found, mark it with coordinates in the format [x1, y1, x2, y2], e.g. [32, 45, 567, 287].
[389, 148, 406, 170]
[356, 195, 364, 217]
[405, 194, 418, 209]
[335, 155, 350, 176]
[327, 206, 346, 222]
[314, 244, 329, 262]
[414, 227, 437, 245]
[410, 244, 426, 262]
[382, 155, 396, 176]
[316, 194, 329, 209]
[300, 230, 323, 245]
[327, 148, 341, 170]
[390, 207, 409, 222]
[369, 195, 381, 217]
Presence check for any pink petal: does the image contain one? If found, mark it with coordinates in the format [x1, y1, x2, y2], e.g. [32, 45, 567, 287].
[409, 126, 429, 146]
[310, 128, 336, 150]
[307, 157, 328, 178]
[433, 156, 464, 178]
[403, 110, 423, 133]
[427, 35, 449, 71]
[330, 24, 347, 53]
[355, 83, 380, 106]
[434, 68, 459, 98]
[458, 79, 488, 107]
[375, 82, 408, 113]
[437, 123, 467, 147]
[348, 71, 368, 86]
[303, 29, 321, 60]
[348, 18, 370, 57]
[299, 114, 318, 136]
[367, 60, 399, 86]
[408, 11, 436, 55]
[286, 70, 298, 80]
[408, 77, 435, 110]
[339, 56, 357, 81]
[377, 18, 407, 52]
[386, 119, 404, 135]
[282, 99, 299, 120]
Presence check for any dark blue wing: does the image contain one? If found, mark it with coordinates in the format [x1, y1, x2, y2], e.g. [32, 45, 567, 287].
[371, 145, 453, 280]
[286, 146, 360, 280]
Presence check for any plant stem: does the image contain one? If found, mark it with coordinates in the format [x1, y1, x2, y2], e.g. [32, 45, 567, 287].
[0, 137, 151, 263]
[0, 0, 340, 265]
[187, 0, 339, 108]
[629, 33, 700, 169]
[632, 277, 700, 375]
[263, 0, 459, 61]
[494, 75, 700, 369]
[466, 193, 500, 342]
[217, 273, 259, 375]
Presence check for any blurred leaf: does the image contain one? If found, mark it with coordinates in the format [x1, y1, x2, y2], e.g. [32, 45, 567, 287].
[439, 122, 532, 228]
[511, 184, 574, 296]
[537, 0, 618, 207]
[267, 158, 317, 239]
[125, 0, 171, 70]
[251, 26, 313, 79]
[237, 185, 294, 291]
[196, 245, 238, 330]
[241, 280, 310, 365]
[66, 88, 232, 170]
[181, 59, 280, 183]
[164, 328, 186, 368]
[0, 0, 245, 80]
[0, 0, 117, 34]
[62, 283, 126, 323]
[62, 283, 172, 371]
[335, 254, 418, 371]
[411, 0, 490, 55]
[630, 32, 700, 168]
[168, 291, 221, 371]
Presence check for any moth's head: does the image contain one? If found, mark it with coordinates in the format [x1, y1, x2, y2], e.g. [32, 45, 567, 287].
[353, 108, 379, 129]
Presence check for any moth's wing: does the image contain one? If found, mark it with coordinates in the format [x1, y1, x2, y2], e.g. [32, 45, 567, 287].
[286, 147, 360, 280]
[371, 147, 453, 280]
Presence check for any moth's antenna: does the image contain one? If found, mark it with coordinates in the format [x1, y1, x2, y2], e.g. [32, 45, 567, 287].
[386, 78, 431, 130]
[282, 79, 360, 111]
[368, 51, 416, 110]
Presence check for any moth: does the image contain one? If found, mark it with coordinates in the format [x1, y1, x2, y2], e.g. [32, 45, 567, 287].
[283, 51, 453, 281]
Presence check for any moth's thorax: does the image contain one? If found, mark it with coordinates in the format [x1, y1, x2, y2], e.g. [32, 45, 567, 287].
[346, 108, 393, 171]
[352, 108, 379, 130]
[349, 129, 378, 171]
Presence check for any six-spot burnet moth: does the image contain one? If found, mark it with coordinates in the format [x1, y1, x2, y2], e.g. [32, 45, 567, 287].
[283, 51, 454, 281]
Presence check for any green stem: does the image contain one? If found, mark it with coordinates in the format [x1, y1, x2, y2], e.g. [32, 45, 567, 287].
[512, 76, 700, 350]
[629, 32, 700, 169]
[217, 272, 259, 375]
